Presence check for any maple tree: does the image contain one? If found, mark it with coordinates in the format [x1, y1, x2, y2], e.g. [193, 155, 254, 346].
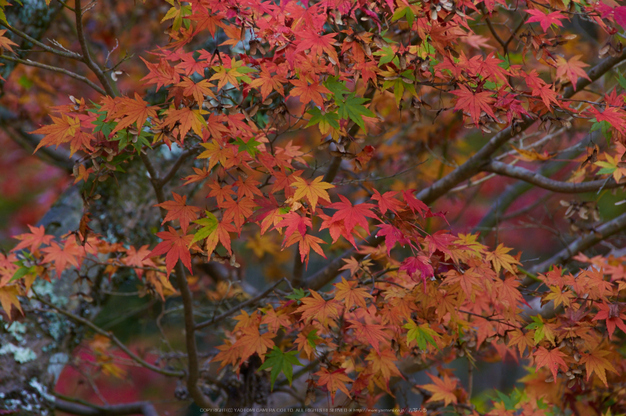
[1, 0, 626, 415]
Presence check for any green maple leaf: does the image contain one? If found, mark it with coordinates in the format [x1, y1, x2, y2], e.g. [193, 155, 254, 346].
[323, 77, 349, 100]
[258, 347, 303, 389]
[234, 137, 261, 157]
[190, 211, 218, 246]
[403, 320, 440, 351]
[286, 288, 307, 303]
[335, 93, 375, 131]
[306, 107, 340, 134]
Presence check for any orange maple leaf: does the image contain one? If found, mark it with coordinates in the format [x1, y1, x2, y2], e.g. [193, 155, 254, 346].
[12, 225, 54, 253]
[41, 238, 83, 277]
[0, 285, 23, 317]
[533, 346, 568, 382]
[366, 349, 401, 383]
[233, 326, 275, 363]
[580, 348, 617, 387]
[347, 319, 390, 353]
[156, 192, 201, 233]
[294, 290, 340, 327]
[288, 78, 330, 107]
[486, 243, 520, 274]
[334, 277, 373, 310]
[110, 93, 159, 135]
[176, 77, 216, 105]
[33, 114, 81, 152]
[419, 373, 459, 407]
[314, 367, 352, 404]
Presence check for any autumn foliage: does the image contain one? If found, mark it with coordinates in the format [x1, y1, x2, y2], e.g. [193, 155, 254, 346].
[2, 0, 626, 414]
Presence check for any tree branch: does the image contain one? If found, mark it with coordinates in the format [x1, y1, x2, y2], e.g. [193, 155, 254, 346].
[52, 397, 159, 416]
[74, 0, 115, 96]
[523, 210, 626, 284]
[0, 21, 82, 60]
[482, 160, 622, 193]
[195, 277, 291, 330]
[33, 293, 184, 378]
[416, 50, 626, 206]
[0, 54, 105, 95]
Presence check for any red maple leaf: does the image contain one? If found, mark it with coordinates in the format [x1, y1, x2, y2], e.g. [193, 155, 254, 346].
[525, 9, 567, 32]
[450, 85, 496, 126]
[147, 226, 194, 276]
[328, 194, 378, 234]
[156, 192, 201, 233]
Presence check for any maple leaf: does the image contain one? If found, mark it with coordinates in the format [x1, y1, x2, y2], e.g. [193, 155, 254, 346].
[328, 195, 378, 234]
[525, 9, 567, 32]
[295, 31, 338, 64]
[348, 319, 390, 353]
[365, 349, 401, 383]
[533, 347, 568, 382]
[214, 338, 242, 368]
[147, 226, 194, 276]
[163, 106, 208, 140]
[32, 114, 81, 152]
[0, 285, 23, 317]
[261, 307, 292, 333]
[336, 93, 375, 131]
[419, 373, 458, 407]
[41, 239, 83, 277]
[555, 55, 589, 90]
[592, 303, 626, 340]
[291, 176, 334, 211]
[371, 190, 403, 215]
[258, 346, 303, 389]
[314, 367, 352, 404]
[12, 225, 54, 253]
[334, 277, 373, 310]
[403, 320, 440, 350]
[233, 325, 275, 363]
[176, 77, 216, 105]
[294, 289, 340, 327]
[276, 212, 312, 240]
[450, 85, 496, 126]
[376, 224, 410, 255]
[289, 78, 330, 107]
[248, 65, 287, 100]
[123, 245, 155, 279]
[222, 197, 256, 230]
[156, 192, 201, 233]
[579, 349, 617, 387]
[197, 139, 237, 170]
[191, 212, 236, 256]
[110, 93, 159, 135]
[0, 30, 18, 52]
[486, 243, 520, 275]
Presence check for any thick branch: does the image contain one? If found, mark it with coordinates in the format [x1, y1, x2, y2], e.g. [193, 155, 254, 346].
[483, 161, 622, 193]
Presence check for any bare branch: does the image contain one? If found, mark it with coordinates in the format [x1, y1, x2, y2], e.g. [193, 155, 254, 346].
[483, 160, 622, 193]
[0, 54, 105, 95]
[195, 277, 292, 330]
[524, 210, 626, 283]
[0, 21, 82, 60]
[74, 0, 116, 96]
[33, 293, 184, 378]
